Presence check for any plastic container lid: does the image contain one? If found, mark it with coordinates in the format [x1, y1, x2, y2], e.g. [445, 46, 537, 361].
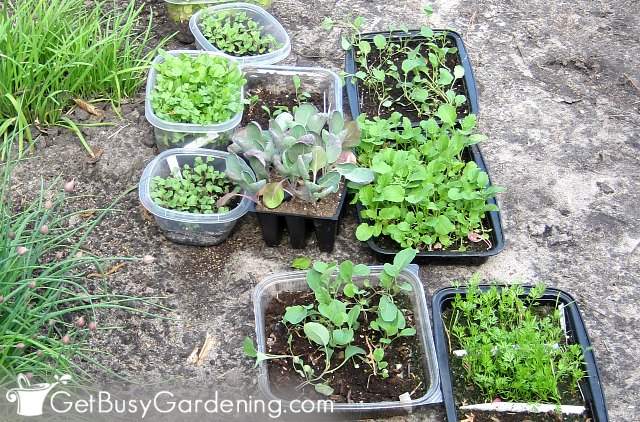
[189, 3, 290, 65]
[144, 50, 244, 134]
[138, 148, 254, 224]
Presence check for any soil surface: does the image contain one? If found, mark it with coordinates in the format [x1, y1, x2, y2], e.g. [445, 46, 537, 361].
[3, 0, 639, 421]
[241, 89, 326, 127]
[265, 291, 427, 403]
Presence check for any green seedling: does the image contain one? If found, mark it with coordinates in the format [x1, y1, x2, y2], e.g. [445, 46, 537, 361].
[244, 248, 418, 395]
[225, 104, 373, 209]
[200, 10, 281, 56]
[354, 107, 503, 251]
[447, 277, 586, 404]
[150, 156, 235, 214]
[150, 51, 245, 125]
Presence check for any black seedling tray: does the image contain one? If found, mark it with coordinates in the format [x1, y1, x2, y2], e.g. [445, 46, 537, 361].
[251, 186, 348, 252]
[355, 144, 505, 265]
[344, 29, 479, 123]
[431, 285, 609, 422]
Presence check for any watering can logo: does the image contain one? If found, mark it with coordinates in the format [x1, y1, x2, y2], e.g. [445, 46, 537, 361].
[5, 373, 72, 416]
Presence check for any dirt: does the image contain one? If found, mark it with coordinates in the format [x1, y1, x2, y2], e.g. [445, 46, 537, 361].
[241, 89, 326, 127]
[2, 0, 639, 421]
[255, 183, 344, 218]
[264, 291, 427, 403]
[357, 35, 470, 121]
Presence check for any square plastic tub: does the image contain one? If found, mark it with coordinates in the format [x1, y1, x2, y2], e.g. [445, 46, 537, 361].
[252, 264, 443, 418]
[138, 148, 255, 246]
[190, 3, 290, 65]
[242, 65, 343, 115]
[164, 0, 273, 26]
[144, 50, 244, 152]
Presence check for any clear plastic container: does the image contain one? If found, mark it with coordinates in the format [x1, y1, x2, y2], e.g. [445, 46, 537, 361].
[190, 3, 290, 65]
[144, 50, 244, 151]
[138, 148, 254, 246]
[242, 65, 343, 115]
[252, 264, 443, 416]
[164, 0, 273, 26]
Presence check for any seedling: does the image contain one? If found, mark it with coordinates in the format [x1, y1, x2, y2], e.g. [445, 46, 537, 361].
[150, 51, 245, 125]
[244, 248, 419, 395]
[340, 14, 467, 119]
[354, 107, 503, 251]
[199, 10, 281, 56]
[150, 156, 235, 214]
[446, 277, 586, 404]
[225, 104, 373, 209]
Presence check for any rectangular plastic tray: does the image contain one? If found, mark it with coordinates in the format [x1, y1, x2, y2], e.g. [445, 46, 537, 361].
[144, 50, 244, 152]
[138, 148, 254, 245]
[242, 65, 343, 115]
[344, 29, 479, 123]
[431, 286, 609, 422]
[190, 2, 290, 65]
[355, 144, 505, 265]
[252, 264, 443, 418]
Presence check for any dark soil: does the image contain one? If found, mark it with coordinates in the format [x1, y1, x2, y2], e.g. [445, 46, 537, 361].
[356, 36, 470, 121]
[442, 303, 591, 422]
[241, 89, 326, 128]
[255, 183, 344, 218]
[264, 291, 428, 403]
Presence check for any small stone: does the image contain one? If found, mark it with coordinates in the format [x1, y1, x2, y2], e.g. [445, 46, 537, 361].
[39, 225, 49, 235]
[62, 335, 70, 345]
[74, 108, 90, 121]
[142, 255, 155, 264]
[16, 246, 29, 256]
[596, 181, 614, 194]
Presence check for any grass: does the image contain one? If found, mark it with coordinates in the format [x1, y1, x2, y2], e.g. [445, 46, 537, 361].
[0, 140, 168, 386]
[0, 0, 164, 158]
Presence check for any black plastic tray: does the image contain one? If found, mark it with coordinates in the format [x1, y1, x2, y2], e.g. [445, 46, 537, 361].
[354, 144, 505, 265]
[251, 185, 348, 252]
[344, 29, 479, 122]
[431, 285, 609, 422]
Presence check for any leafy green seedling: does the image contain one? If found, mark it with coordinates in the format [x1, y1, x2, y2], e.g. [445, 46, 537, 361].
[150, 156, 235, 214]
[150, 51, 245, 125]
[200, 10, 281, 56]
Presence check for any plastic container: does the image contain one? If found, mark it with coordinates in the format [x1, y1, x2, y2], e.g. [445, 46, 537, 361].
[138, 148, 254, 245]
[242, 65, 343, 115]
[253, 264, 443, 418]
[432, 286, 609, 422]
[190, 3, 290, 65]
[253, 185, 347, 252]
[345, 30, 479, 123]
[355, 144, 505, 265]
[164, 0, 273, 29]
[145, 50, 244, 152]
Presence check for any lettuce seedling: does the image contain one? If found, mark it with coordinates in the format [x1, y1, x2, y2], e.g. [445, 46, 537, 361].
[150, 51, 245, 125]
[200, 10, 281, 56]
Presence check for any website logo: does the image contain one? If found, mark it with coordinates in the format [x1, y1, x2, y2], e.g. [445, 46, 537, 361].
[5, 373, 72, 416]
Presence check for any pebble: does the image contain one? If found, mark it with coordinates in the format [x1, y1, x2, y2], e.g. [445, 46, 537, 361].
[74, 108, 90, 121]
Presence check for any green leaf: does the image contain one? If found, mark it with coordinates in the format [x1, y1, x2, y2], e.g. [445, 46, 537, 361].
[291, 256, 311, 270]
[436, 104, 457, 125]
[353, 264, 370, 276]
[343, 283, 358, 298]
[347, 305, 361, 327]
[382, 185, 405, 202]
[283, 305, 308, 324]
[373, 347, 384, 362]
[310, 146, 327, 177]
[356, 223, 374, 241]
[454, 65, 465, 79]
[393, 247, 417, 270]
[262, 182, 285, 209]
[344, 344, 365, 360]
[335, 163, 374, 184]
[434, 215, 455, 235]
[243, 337, 257, 358]
[358, 40, 371, 55]
[378, 295, 398, 322]
[314, 383, 334, 396]
[437, 68, 454, 85]
[332, 328, 354, 345]
[303, 322, 330, 346]
[341, 36, 351, 51]
[399, 328, 416, 337]
[373, 34, 387, 49]
[318, 299, 347, 326]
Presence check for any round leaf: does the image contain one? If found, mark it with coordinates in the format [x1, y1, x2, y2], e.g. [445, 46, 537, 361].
[303, 322, 330, 346]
